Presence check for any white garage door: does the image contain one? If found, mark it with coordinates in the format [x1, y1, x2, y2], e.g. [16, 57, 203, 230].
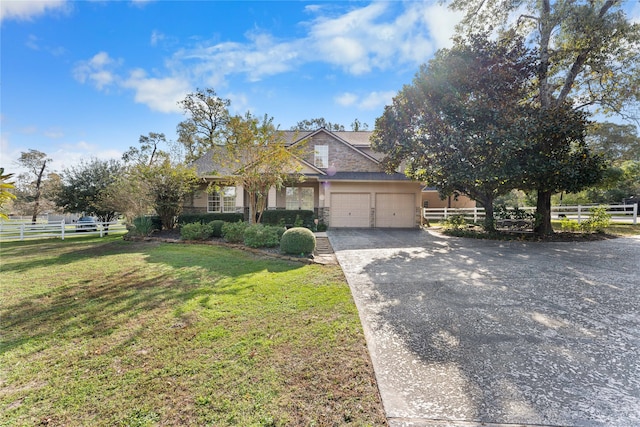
[331, 193, 370, 227]
[376, 193, 416, 228]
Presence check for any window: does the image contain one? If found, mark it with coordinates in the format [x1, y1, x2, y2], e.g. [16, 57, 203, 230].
[314, 145, 328, 168]
[208, 187, 236, 213]
[286, 187, 314, 210]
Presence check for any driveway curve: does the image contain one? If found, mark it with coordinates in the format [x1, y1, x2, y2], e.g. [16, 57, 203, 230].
[328, 228, 640, 427]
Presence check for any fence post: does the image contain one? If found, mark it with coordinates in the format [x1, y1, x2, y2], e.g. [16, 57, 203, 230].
[100, 221, 104, 238]
[444, 207, 448, 219]
[61, 219, 65, 240]
[20, 223, 25, 241]
[633, 203, 638, 225]
[577, 205, 582, 223]
[474, 207, 478, 223]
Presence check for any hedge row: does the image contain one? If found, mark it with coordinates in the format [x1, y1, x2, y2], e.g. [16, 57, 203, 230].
[261, 210, 315, 228]
[178, 213, 245, 225]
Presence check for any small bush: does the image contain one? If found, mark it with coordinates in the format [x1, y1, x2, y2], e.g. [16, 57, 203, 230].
[180, 222, 214, 240]
[131, 216, 156, 236]
[280, 227, 316, 255]
[581, 205, 611, 233]
[560, 217, 581, 232]
[210, 220, 225, 238]
[222, 220, 249, 243]
[243, 224, 284, 248]
[316, 221, 328, 232]
[442, 214, 467, 230]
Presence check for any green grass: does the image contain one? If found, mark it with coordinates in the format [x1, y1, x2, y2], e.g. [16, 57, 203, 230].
[1, 235, 386, 426]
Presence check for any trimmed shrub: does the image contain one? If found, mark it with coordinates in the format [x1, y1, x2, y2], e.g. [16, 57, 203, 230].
[178, 213, 244, 225]
[243, 224, 284, 248]
[131, 216, 157, 236]
[210, 220, 225, 238]
[222, 220, 249, 243]
[180, 222, 214, 240]
[280, 227, 316, 255]
[261, 210, 315, 228]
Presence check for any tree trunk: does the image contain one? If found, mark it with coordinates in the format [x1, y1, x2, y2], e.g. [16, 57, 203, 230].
[31, 161, 47, 224]
[248, 191, 256, 224]
[534, 189, 554, 236]
[482, 197, 495, 232]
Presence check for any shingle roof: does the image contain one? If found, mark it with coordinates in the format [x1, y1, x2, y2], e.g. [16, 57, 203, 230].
[305, 171, 410, 181]
[281, 130, 373, 146]
[190, 129, 377, 177]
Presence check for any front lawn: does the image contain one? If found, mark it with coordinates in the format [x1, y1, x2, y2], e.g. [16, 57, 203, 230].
[0, 236, 386, 426]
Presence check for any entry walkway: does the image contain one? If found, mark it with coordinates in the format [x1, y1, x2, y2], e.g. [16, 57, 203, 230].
[329, 228, 640, 427]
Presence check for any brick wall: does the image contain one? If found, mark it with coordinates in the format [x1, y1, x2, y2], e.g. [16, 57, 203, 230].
[303, 133, 382, 173]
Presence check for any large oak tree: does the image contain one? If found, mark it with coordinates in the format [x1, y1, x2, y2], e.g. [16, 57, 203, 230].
[372, 33, 537, 231]
[450, 0, 640, 234]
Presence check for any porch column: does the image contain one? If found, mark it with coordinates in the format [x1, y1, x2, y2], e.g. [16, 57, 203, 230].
[268, 186, 277, 209]
[235, 184, 244, 211]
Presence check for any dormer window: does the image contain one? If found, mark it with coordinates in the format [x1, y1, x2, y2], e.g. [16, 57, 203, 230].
[314, 145, 328, 168]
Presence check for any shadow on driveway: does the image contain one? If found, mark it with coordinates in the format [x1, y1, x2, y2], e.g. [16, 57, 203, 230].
[329, 228, 640, 427]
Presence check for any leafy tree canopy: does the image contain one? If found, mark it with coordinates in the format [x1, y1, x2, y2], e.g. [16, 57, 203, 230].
[222, 112, 306, 223]
[372, 32, 537, 230]
[177, 88, 231, 163]
[55, 158, 123, 222]
[449, 0, 640, 234]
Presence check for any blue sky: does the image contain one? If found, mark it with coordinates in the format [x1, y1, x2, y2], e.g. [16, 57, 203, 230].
[2, 1, 639, 175]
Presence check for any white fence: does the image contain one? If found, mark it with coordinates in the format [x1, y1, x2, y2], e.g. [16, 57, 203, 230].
[423, 204, 638, 225]
[0, 219, 127, 242]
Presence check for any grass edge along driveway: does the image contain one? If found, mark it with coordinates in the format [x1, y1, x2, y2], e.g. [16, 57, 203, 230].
[0, 235, 387, 427]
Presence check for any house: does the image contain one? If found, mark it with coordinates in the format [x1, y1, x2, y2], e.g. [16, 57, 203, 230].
[185, 128, 474, 228]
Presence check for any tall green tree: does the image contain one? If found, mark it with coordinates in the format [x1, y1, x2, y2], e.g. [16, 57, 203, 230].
[177, 88, 230, 163]
[55, 158, 123, 223]
[450, 0, 640, 234]
[15, 149, 52, 224]
[122, 132, 199, 230]
[139, 159, 199, 230]
[518, 104, 607, 213]
[586, 122, 640, 163]
[372, 33, 536, 231]
[222, 113, 305, 224]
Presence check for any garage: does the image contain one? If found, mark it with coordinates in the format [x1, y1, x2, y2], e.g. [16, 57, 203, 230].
[330, 193, 370, 227]
[375, 193, 416, 228]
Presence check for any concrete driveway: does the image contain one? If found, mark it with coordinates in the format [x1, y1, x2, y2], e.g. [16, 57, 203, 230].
[328, 228, 640, 427]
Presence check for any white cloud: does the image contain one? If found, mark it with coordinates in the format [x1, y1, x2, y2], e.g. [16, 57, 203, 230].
[73, 51, 120, 90]
[334, 90, 396, 111]
[335, 92, 358, 106]
[150, 30, 165, 46]
[70, 2, 463, 115]
[0, 0, 69, 23]
[422, 3, 464, 50]
[170, 1, 463, 84]
[359, 91, 396, 110]
[122, 69, 190, 113]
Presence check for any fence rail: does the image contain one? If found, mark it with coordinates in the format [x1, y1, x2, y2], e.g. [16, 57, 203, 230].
[423, 204, 638, 225]
[0, 220, 127, 242]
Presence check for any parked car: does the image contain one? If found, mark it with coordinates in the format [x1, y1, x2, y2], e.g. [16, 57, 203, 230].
[76, 216, 97, 232]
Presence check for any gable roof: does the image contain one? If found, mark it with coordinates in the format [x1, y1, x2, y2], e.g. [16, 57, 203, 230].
[287, 128, 380, 165]
[190, 129, 379, 177]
